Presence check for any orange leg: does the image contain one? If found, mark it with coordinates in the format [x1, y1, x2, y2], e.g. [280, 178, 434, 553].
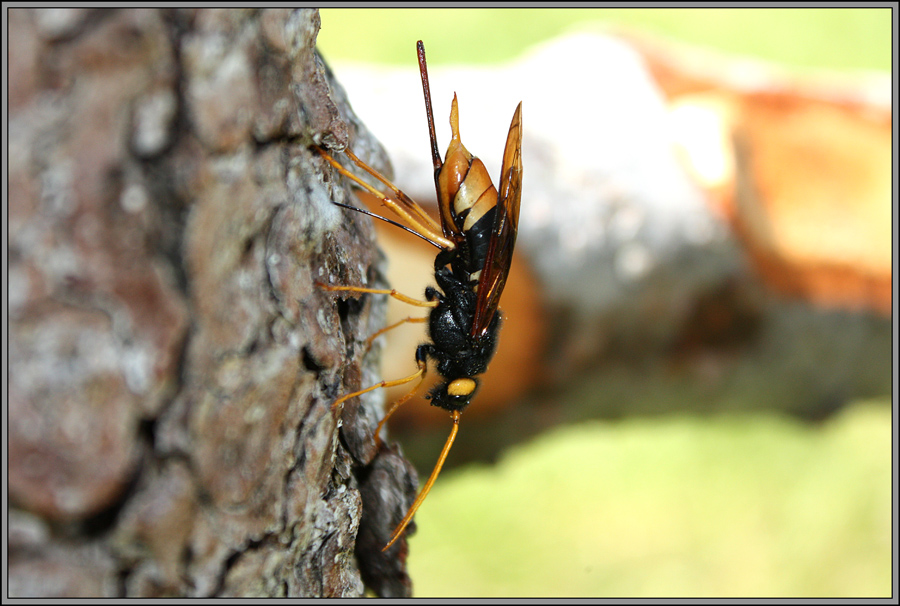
[317, 282, 437, 309]
[318, 282, 434, 352]
[383, 410, 461, 551]
[320, 280, 434, 418]
[341, 148, 446, 239]
[331, 362, 426, 413]
[372, 357, 428, 447]
[365, 315, 428, 352]
[332, 353, 428, 450]
[315, 146, 454, 250]
[320, 279, 448, 551]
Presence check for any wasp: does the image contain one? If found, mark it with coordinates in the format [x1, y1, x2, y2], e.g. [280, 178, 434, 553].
[316, 40, 522, 551]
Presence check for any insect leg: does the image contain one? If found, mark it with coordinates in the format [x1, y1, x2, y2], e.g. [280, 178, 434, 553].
[331, 363, 426, 413]
[315, 146, 453, 250]
[373, 345, 430, 446]
[365, 316, 428, 352]
[341, 148, 446, 237]
[317, 282, 438, 309]
[383, 409, 461, 551]
[332, 346, 429, 452]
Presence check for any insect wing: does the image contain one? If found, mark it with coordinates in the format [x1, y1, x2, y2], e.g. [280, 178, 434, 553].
[471, 102, 523, 338]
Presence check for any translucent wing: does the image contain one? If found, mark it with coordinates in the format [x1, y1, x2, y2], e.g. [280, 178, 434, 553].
[471, 102, 523, 338]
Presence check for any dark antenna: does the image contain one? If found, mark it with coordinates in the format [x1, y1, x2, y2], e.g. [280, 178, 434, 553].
[332, 201, 443, 249]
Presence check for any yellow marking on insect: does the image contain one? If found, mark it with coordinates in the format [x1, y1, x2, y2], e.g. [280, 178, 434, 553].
[453, 159, 492, 215]
[447, 377, 477, 397]
[462, 187, 496, 231]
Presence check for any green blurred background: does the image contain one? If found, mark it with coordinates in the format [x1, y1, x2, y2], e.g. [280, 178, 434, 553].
[317, 8, 891, 70]
[317, 8, 893, 598]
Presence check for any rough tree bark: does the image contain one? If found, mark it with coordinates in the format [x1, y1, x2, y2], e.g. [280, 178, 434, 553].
[8, 8, 414, 597]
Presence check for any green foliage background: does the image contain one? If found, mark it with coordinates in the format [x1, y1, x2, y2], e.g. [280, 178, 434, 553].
[408, 403, 891, 597]
[318, 8, 891, 71]
[317, 8, 893, 597]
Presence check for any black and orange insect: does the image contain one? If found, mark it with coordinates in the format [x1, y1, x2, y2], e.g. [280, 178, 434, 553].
[316, 41, 522, 551]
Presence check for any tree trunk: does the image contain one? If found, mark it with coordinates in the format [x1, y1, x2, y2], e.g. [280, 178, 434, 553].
[9, 8, 413, 597]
